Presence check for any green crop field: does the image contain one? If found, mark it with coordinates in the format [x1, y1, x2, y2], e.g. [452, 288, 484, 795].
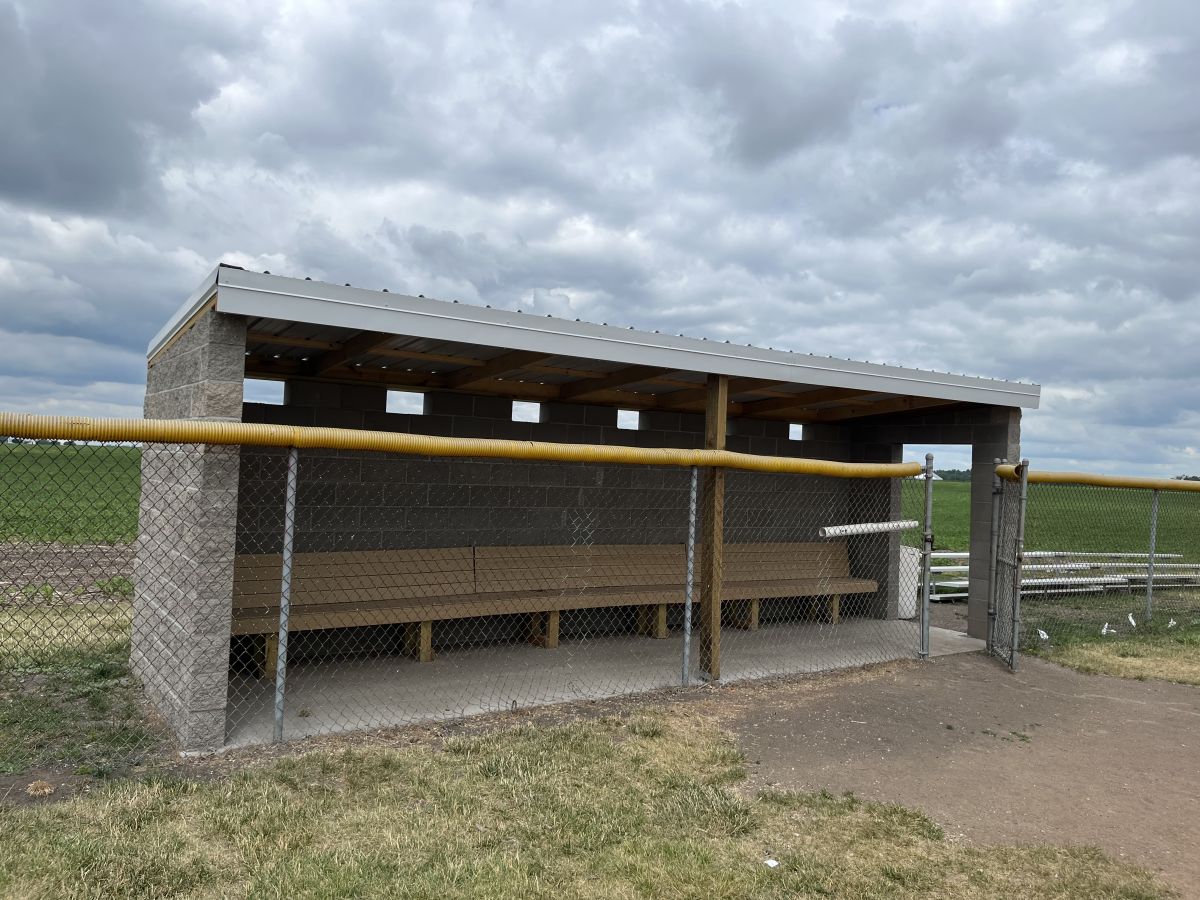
[0, 444, 141, 544]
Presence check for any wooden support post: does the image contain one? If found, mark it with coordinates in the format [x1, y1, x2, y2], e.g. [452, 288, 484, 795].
[827, 594, 841, 624]
[636, 603, 669, 639]
[263, 633, 278, 679]
[698, 373, 728, 680]
[731, 598, 760, 630]
[529, 610, 560, 648]
[404, 621, 434, 662]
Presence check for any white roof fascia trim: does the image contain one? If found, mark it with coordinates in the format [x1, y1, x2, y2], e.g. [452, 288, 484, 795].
[159, 268, 1040, 408]
[146, 266, 220, 357]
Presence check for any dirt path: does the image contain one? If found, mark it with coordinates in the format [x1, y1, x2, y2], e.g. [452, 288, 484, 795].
[726, 652, 1200, 895]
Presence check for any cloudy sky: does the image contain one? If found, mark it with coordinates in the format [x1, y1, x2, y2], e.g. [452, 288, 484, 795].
[1, 0, 1197, 473]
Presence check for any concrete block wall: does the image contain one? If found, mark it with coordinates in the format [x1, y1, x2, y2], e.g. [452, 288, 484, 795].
[132, 310, 246, 751]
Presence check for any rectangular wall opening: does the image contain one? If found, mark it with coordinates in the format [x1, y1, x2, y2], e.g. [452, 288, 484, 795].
[386, 390, 424, 414]
[512, 401, 541, 423]
[243, 379, 284, 405]
[616, 409, 640, 430]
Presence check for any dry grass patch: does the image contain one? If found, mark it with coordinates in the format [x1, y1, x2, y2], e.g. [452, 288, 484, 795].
[1031, 621, 1200, 686]
[0, 710, 1171, 899]
[1046, 639, 1200, 685]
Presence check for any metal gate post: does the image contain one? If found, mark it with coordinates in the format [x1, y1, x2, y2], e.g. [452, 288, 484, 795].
[1145, 489, 1159, 622]
[919, 453, 934, 659]
[273, 445, 300, 743]
[987, 458, 1004, 652]
[1010, 459, 1029, 672]
[682, 466, 698, 686]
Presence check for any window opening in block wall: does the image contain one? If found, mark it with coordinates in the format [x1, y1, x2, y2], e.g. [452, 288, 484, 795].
[512, 400, 541, 423]
[386, 390, 424, 414]
[243, 379, 284, 405]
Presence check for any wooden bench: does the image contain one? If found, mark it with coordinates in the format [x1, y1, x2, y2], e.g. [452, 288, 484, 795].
[232, 541, 877, 666]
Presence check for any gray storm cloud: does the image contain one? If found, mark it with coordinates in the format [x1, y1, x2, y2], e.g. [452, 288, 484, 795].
[0, 0, 1197, 474]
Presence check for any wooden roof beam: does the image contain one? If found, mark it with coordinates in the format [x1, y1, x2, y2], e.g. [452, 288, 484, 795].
[814, 396, 959, 421]
[306, 330, 396, 376]
[739, 387, 880, 417]
[246, 331, 340, 351]
[558, 365, 670, 402]
[445, 349, 554, 389]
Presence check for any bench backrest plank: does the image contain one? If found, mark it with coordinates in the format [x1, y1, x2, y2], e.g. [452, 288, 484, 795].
[232, 540, 858, 613]
[723, 542, 852, 583]
[233, 547, 475, 608]
[474, 544, 686, 593]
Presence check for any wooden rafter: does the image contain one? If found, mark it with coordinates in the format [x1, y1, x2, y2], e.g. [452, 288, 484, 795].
[738, 387, 879, 417]
[559, 365, 669, 402]
[445, 350, 554, 389]
[814, 396, 958, 421]
[246, 331, 340, 351]
[306, 331, 396, 376]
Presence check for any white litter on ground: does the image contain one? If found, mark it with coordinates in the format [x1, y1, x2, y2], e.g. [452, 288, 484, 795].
[1128, 613, 1137, 628]
[1037, 629, 1049, 641]
[1101, 622, 1115, 635]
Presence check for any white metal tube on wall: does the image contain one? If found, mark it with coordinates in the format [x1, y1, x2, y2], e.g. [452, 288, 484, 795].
[818, 520, 919, 539]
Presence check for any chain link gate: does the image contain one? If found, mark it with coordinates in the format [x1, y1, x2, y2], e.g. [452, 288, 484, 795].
[988, 459, 1028, 669]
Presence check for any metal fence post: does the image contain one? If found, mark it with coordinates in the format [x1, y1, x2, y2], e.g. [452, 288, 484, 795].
[1010, 459, 1029, 672]
[987, 458, 1003, 652]
[273, 445, 300, 743]
[919, 453, 934, 659]
[681, 465, 698, 686]
[1145, 488, 1159, 622]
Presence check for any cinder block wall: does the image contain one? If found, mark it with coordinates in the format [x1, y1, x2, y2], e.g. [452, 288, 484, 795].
[133, 310, 246, 751]
[239, 384, 900, 641]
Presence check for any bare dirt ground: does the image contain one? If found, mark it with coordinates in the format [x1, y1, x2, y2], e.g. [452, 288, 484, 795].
[726, 652, 1200, 895]
[0, 541, 133, 601]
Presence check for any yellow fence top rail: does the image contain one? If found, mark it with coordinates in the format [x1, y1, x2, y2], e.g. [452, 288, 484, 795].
[0, 412, 922, 479]
[996, 463, 1200, 493]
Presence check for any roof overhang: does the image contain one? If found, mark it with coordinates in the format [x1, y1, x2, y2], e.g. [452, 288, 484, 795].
[149, 265, 1041, 420]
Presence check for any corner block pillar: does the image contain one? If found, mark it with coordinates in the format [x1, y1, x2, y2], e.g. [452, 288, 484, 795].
[698, 373, 728, 680]
[132, 309, 246, 751]
[968, 408, 1021, 639]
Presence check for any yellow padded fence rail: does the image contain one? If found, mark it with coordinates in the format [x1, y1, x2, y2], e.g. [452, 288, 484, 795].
[996, 463, 1200, 493]
[0, 413, 922, 479]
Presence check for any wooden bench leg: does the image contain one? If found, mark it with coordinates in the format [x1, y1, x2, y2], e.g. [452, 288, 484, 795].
[529, 610, 560, 649]
[636, 604, 669, 639]
[827, 594, 841, 624]
[730, 598, 759, 630]
[404, 621, 434, 662]
[262, 633, 278, 679]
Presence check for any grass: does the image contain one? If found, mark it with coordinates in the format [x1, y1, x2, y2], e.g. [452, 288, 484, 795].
[0, 602, 161, 775]
[0, 713, 1171, 899]
[1027, 612, 1200, 686]
[0, 443, 141, 543]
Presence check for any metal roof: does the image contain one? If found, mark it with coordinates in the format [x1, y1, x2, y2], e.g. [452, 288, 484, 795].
[150, 265, 1041, 417]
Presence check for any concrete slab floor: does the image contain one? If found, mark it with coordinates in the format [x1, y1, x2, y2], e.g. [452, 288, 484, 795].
[225, 620, 982, 747]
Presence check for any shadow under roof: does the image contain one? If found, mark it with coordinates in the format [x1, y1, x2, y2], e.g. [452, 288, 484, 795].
[150, 265, 1040, 423]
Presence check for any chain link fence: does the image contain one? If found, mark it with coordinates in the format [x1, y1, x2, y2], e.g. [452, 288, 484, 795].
[1, 432, 933, 777]
[990, 463, 1200, 670]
